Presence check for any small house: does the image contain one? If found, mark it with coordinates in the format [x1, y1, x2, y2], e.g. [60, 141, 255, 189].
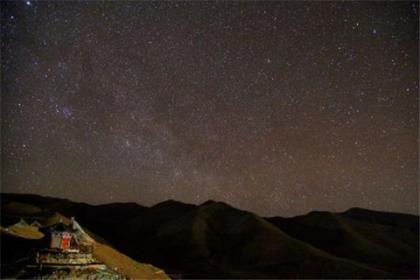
[50, 231, 72, 250]
[34, 218, 100, 268]
[47, 223, 74, 251]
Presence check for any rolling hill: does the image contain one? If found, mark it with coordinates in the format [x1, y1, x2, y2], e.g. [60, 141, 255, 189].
[266, 211, 418, 277]
[1, 193, 418, 279]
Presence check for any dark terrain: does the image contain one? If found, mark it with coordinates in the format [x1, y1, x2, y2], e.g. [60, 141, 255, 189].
[1, 193, 418, 279]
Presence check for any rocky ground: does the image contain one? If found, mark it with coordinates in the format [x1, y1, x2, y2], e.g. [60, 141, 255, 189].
[14, 266, 125, 279]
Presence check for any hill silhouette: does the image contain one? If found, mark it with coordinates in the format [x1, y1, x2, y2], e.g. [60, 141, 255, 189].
[266, 211, 418, 277]
[1, 193, 418, 279]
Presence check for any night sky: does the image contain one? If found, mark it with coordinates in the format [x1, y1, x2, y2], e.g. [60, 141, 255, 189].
[1, 1, 418, 217]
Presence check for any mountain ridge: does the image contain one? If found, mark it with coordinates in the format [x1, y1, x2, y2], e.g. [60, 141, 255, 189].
[3, 192, 416, 219]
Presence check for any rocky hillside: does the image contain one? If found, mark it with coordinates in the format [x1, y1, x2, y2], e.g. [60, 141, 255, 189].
[0, 195, 169, 279]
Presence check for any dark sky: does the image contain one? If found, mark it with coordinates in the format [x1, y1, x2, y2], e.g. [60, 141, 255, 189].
[1, 1, 418, 217]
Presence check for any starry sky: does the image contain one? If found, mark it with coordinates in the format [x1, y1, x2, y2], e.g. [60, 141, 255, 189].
[1, 1, 418, 217]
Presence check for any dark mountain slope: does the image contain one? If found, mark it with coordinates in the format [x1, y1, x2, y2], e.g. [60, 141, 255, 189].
[1, 193, 418, 279]
[266, 210, 418, 278]
[1, 193, 146, 242]
[119, 200, 389, 278]
[341, 207, 419, 234]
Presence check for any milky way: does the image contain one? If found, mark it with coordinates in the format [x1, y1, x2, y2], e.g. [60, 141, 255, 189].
[1, 1, 418, 216]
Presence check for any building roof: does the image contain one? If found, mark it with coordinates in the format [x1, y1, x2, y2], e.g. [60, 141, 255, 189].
[47, 222, 73, 233]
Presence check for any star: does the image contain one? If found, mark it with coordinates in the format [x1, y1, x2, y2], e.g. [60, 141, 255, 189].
[0, 1, 417, 217]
